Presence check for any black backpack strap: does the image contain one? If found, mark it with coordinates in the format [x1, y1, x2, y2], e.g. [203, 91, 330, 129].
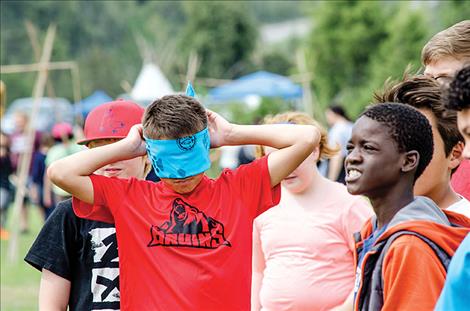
[366, 230, 451, 311]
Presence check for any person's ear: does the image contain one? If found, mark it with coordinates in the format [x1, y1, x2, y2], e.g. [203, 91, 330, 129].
[312, 146, 320, 162]
[449, 142, 463, 170]
[401, 150, 419, 173]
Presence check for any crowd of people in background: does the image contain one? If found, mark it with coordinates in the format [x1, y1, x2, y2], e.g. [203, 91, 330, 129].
[0, 112, 84, 239]
[0, 19, 468, 311]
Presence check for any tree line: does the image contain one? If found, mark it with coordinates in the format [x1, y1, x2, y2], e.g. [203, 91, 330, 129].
[1, 0, 468, 121]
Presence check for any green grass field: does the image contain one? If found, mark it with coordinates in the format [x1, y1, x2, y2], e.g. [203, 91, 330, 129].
[1, 206, 43, 311]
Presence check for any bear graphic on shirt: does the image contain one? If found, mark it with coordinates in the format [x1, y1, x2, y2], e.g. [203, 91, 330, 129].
[160, 198, 212, 234]
[148, 198, 231, 249]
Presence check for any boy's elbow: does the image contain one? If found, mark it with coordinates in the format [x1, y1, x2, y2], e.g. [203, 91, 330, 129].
[302, 126, 320, 151]
[47, 161, 65, 185]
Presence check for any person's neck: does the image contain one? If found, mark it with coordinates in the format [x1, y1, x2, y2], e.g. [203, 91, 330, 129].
[426, 182, 461, 210]
[336, 117, 349, 124]
[369, 181, 415, 230]
[286, 170, 331, 204]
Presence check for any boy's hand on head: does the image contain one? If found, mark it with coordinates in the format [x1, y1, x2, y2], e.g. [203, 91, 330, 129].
[207, 109, 233, 148]
[123, 124, 147, 157]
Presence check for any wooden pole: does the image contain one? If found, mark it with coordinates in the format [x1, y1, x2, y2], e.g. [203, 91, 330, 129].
[70, 63, 81, 105]
[1, 61, 77, 74]
[70, 63, 83, 126]
[296, 49, 314, 117]
[185, 51, 200, 90]
[25, 20, 56, 98]
[8, 24, 56, 263]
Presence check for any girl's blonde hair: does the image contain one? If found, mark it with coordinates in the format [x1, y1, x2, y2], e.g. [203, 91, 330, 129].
[256, 111, 339, 160]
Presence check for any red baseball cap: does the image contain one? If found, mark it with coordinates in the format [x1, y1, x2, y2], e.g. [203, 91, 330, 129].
[52, 122, 73, 139]
[77, 99, 145, 145]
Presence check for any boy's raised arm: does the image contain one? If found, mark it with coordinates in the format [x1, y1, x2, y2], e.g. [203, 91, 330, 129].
[47, 125, 147, 204]
[207, 110, 320, 187]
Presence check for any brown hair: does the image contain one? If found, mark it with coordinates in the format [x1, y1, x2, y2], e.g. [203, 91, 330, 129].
[40, 133, 55, 149]
[256, 111, 338, 160]
[373, 75, 463, 157]
[422, 20, 470, 65]
[143, 95, 207, 139]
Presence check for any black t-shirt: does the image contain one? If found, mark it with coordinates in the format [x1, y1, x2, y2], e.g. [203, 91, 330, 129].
[0, 155, 13, 189]
[25, 199, 120, 310]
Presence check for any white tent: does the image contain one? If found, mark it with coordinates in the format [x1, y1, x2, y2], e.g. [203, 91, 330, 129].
[130, 62, 174, 103]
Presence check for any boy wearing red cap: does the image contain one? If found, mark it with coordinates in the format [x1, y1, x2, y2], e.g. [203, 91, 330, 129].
[25, 100, 150, 310]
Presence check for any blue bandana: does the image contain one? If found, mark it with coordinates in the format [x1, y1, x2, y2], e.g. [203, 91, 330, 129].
[186, 81, 197, 98]
[145, 127, 211, 178]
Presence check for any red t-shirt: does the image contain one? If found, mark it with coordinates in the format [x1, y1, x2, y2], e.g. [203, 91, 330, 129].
[451, 159, 470, 201]
[73, 156, 280, 311]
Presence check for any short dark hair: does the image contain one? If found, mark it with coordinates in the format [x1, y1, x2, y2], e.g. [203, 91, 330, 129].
[328, 105, 350, 121]
[374, 75, 462, 157]
[143, 95, 207, 139]
[445, 65, 470, 111]
[361, 103, 434, 181]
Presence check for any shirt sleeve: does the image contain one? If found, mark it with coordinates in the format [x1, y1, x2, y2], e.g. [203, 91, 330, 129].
[341, 197, 373, 251]
[329, 124, 352, 157]
[45, 146, 59, 167]
[381, 235, 446, 311]
[224, 155, 281, 218]
[251, 218, 266, 311]
[24, 199, 76, 280]
[72, 174, 130, 224]
[434, 234, 470, 311]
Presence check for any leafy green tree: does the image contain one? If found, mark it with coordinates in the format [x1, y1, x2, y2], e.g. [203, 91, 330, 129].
[212, 97, 291, 125]
[2, 0, 466, 115]
[307, 1, 387, 114]
[259, 51, 293, 76]
[345, 4, 429, 117]
[433, 0, 470, 31]
[179, 2, 258, 79]
[1, 1, 143, 102]
[248, 1, 304, 23]
[306, 1, 432, 119]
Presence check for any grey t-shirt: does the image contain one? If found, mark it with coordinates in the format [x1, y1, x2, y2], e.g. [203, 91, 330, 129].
[328, 121, 353, 157]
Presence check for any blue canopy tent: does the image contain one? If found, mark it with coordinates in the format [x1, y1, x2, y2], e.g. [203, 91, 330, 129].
[207, 71, 303, 102]
[75, 90, 112, 118]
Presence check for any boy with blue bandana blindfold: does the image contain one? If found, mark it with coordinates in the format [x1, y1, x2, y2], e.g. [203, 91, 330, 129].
[48, 93, 321, 310]
[144, 81, 210, 182]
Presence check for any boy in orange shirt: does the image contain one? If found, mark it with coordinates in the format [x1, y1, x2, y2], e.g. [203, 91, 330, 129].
[346, 103, 470, 311]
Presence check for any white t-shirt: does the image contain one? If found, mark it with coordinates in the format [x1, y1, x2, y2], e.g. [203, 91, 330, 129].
[447, 197, 470, 218]
[328, 121, 353, 157]
[218, 145, 241, 169]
